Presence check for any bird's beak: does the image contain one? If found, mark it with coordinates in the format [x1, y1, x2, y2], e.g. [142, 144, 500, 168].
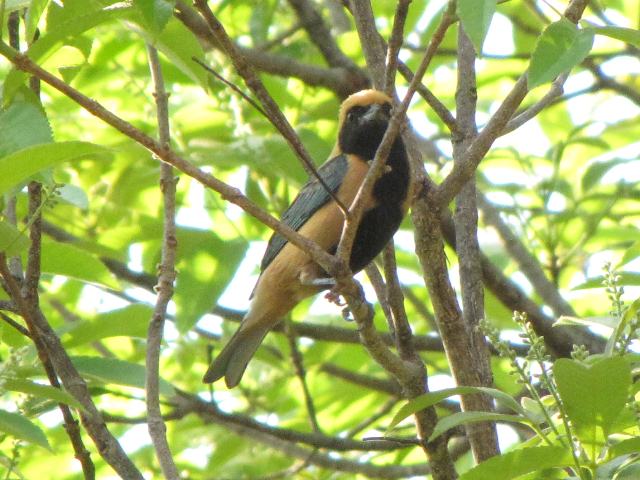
[361, 104, 390, 125]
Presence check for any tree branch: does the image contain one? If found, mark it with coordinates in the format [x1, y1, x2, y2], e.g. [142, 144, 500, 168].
[144, 43, 180, 480]
[0, 254, 143, 479]
[287, 0, 359, 71]
[384, 0, 411, 95]
[192, 0, 350, 216]
[174, 1, 369, 98]
[348, 3, 458, 478]
[434, 0, 591, 207]
[450, 25, 499, 461]
[337, 1, 456, 270]
[174, 390, 407, 452]
[478, 194, 577, 318]
[502, 73, 569, 135]
[0, 40, 337, 281]
[284, 321, 322, 433]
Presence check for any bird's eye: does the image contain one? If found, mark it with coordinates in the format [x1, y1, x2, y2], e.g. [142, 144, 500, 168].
[382, 103, 392, 115]
[347, 106, 365, 121]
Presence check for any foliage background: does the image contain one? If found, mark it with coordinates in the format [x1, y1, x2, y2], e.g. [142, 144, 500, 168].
[0, 0, 639, 479]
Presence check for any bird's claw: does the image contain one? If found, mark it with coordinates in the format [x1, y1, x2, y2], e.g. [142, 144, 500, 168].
[324, 288, 346, 306]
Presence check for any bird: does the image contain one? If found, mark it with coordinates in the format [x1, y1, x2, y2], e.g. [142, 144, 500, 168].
[203, 89, 411, 388]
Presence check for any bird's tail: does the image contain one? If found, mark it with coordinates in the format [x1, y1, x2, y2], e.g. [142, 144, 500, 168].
[202, 319, 270, 388]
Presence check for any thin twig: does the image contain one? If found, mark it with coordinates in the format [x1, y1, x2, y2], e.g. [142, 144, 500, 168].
[502, 72, 569, 134]
[434, 0, 591, 207]
[284, 321, 322, 434]
[5, 12, 23, 281]
[402, 287, 437, 331]
[336, 2, 457, 267]
[365, 263, 395, 333]
[41, 219, 539, 356]
[287, 0, 359, 70]
[24, 116, 95, 480]
[478, 194, 576, 318]
[175, 0, 367, 98]
[192, 57, 267, 116]
[174, 390, 406, 452]
[0, 311, 30, 337]
[144, 43, 180, 480]
[347, 4, 460, 477]
[256, 21, 303, 51]
[346, 397, 399, 437]
[192, 0, 350, 216]
[382, 242, 414, 360]
[0, 41, 338, 280]
[320, 363, 402, 396]
[397, 60, 458, 134]
[0, 300, 17, 313]
[384, 0, 411, 95]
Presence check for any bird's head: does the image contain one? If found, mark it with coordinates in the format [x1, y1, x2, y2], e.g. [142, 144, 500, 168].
[337, 90, 393, 159]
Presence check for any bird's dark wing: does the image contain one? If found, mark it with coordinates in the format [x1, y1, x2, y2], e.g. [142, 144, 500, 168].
[260, 154, 349, 272]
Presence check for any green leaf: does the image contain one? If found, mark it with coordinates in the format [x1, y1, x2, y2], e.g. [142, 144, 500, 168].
[24, 0, 51, 42]
[0, 409, 50, 450]
[249, 1, 274, 45]
[614, 464, 640, 480]
[573, 272, 640, 290]
[40, 240, 120, 289]
[174, 230, 247, 332]
[57, 184, 89, 210]
[457, 0, 497, 54]
[620, 240, 640, 268]
[554, 357, 630, 448]
[2, 378, 83, 411]
[555, 315, 617, 330]
[0, 220, 29, 256]
[0, 141, 111, 196]
[606, 297, 640, 355]
[581, 158, 632, 192]
[3, 4, 133, 102]
[0, 98, 52, 158]
[71, 356, 174, 396]
[429, 411, 534, 441]
[64, 304, 153, 348]
[4, 0, 32, 13]
[609, 436, 640, 458]
[589, 25, 640, 48]
[389, 386, 525, 431]
[528, 19, 594, 89]
[130, 18, 207, 87]
[134, 0, 175, 34]
[460, 445, 572, 480]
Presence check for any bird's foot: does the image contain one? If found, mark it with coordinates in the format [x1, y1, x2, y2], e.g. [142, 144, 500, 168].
[324, 288, 346, 306]
[341, 306, 353, 321]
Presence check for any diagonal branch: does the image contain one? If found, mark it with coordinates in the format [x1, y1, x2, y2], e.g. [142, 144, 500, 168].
[0, 41, 338, 280]
[348, 3, 458, 479]
[287, 0, 359, 71]
[193, 0, 349, 216]
[174, 1, 368, 98]
[435, 0, 591, 207]
[0, 253, 143, 480]
[336, 1, 457, 268]
[384, 0, 411, 95]
[478, 194, 577, 318]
